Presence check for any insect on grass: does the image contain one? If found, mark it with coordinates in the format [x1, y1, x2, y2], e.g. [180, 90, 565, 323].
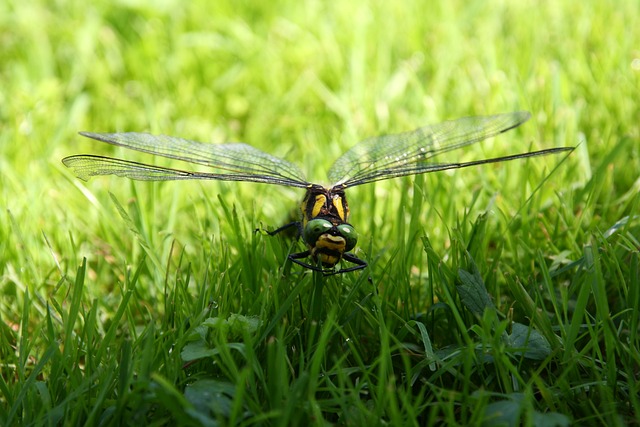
[63, 111, 574, 275]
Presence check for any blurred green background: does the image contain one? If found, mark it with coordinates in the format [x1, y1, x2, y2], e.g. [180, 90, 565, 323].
[1, 0, 639, 424]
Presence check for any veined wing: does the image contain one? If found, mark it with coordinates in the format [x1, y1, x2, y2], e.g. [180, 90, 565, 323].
[63, 132, 309, 188]
[327, 111, 570, 187]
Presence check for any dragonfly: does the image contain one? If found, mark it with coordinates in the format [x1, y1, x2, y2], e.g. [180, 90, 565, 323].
[62, 111, 573, 275]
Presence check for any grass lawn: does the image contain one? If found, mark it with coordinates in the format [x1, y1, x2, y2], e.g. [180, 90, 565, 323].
[2, 0, 639, 425]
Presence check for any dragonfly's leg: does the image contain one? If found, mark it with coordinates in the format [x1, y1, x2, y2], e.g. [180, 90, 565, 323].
[287, 248, 368, 276]
[288, 250, 327, 273]
[256, 221, 302, 237]
[324, 253, 367, 275]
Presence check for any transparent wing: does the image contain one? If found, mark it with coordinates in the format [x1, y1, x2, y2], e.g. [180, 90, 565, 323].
[63, 132, 309, 188]
[328, 111, 569, 187]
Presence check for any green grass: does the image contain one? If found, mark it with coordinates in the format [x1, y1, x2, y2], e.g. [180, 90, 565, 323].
[2, 0, 639, 425]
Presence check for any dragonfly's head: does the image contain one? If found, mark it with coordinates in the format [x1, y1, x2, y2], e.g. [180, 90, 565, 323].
[303, 218, 358, 267]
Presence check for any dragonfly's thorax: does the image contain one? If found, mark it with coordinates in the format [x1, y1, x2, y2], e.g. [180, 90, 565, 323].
[301, 184, 350, 226]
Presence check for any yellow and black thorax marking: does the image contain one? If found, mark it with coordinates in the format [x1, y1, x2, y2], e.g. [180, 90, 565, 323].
[301, 184, 350, 226]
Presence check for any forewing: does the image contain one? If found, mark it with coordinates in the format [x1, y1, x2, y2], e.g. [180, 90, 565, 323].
[327, 112, 531, 187]
[64, 132, 309, 188]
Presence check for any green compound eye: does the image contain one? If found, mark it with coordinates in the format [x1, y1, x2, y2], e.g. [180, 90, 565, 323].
[303, 219, 333, 245]
[337, 223, 358, 251]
